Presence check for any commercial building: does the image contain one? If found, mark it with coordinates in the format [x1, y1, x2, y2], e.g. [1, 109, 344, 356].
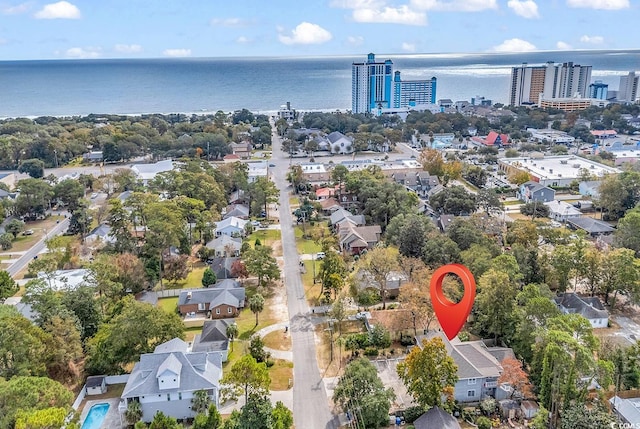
[526, 128, 575, 144]
[498, 155, 620, 187]
[352, 53, 437, 114]
[619, 71, 639, 103]
[509, 61, 592, 107]
[539, 97, 608, 112]
[588, 81, 608, 100]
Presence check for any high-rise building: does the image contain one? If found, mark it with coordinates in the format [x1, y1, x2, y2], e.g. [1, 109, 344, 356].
[509, 61, 592, 106]
[351, 53, 436, 113]
[589, 81, 609, 100]
[619, 72, 639, 103]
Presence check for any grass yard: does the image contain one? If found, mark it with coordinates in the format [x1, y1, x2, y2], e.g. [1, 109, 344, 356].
[294, 224, 329, 255]
[185, 327, 202, 342]
[263, 330, 292, 351]
[269, 359, 293, 390]
[301, 260, 322, 307]
[235, 305, 278, 340]
[10, 215, 66, 252]
[247, 229, 282, 248]
[158, 297, 178, 314]
[157, 263, 207, 290]
[289, 196, 299, 207]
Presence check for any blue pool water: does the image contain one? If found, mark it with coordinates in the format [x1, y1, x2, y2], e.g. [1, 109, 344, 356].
[81, 403, 110, 429]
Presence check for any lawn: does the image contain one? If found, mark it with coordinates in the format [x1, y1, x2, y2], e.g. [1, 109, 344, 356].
[269, 359, 293, 391]
[10, 215, 66, 252]
[158, 297, 178, 314]
[294, 224, 329, 255]
[247, 229, 282, 248]
[235, 305, 278, 340]
[302, 260, 322, 307]
[185, 327, 202, 342]
[263, 330, 291, 351]
[157, 263, 207, 290]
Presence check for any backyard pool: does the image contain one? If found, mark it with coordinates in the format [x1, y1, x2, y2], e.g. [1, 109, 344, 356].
[81, 403, 110, 429]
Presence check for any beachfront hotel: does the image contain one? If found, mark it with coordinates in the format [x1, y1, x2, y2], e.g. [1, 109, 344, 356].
[509, 61, 592, 107]
[351, 53, 437, 114]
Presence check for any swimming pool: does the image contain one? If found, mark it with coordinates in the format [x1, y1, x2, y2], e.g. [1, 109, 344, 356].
[81, 403, 110, 429]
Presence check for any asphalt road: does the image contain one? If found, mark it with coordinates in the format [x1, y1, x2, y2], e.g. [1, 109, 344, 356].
[270, 128, 338, 429]
[6, 217, 70, 277]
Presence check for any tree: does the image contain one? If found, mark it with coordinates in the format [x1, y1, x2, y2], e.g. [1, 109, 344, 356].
[14, 178, 53, 218]
[385, 213, 432, 258]
[239, 394, 273, 429]
[18, 158, 45, 178]
[429, 185, 477, 215]
[0, 270, 18, 300]
[226, 323, 239, 352]
[475, 269, 518, 343]
[0, 376, 73, 429]
[419, 148, 444, 178]
[354, 246, 399, 309]
[202, 267, 217, 288]
[600, 248, 640, 308]
[615, 209, 640, 256]
[333, 358, 395, 429]
[0, 308, 51, 380]
[14, 407, 68, 429]
[86, 296, 185, 374]
[5, 219, 25, 239]
[248, 177, 279, 218]
[397, 336, 458, 409]
[0, 232, 13, 250]
[319, 249, 347, 300]
[399, 269, 436, 337]
[520, 201, 550, 219]
[509, 170, 531, 185]
[192, 389, 211, 415]
[249, 293, 265, 327]
[463, 165, 488, 187]
[53, 179, 85, 211]
[125, 401, 143, 426]
[272, 401, 293, 429]
[559, 403, 614, 429]
[43, 312, 83, 383]
[163, 254, 189, 285]
[498, 357, 534, 399]
[243, 246, 280, 287]
[221, 354, 270, 403]
[149, 411, 181, 429]
[476, 188, 503, 216]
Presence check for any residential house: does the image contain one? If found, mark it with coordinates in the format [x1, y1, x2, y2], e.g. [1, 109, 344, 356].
[222, 204, 249, 220]
[177, 280, 245, 319]
[554, 292, 609, 328]
[85, 224, 116, 246]
[314, 186, 338, 200]
[544, 200, 582, 222]
[354, 270, 407, 300]
[117, 190, 134, 204]
[318, 197, 341, 214]
[228, 190, 246, 205]
[579, 181, 602, 199]
[82, 151, 103, 163]
[327, 131, 353, 154]
[521, 401, 539, 419]
[192, 319, 233, 362]
[119, 338, 222, 422]
[205, 235, 242, 257]
[247, 161, 268, 183]
[437, 215, 455, 232]
[230, 142, 252, 159]
[214, 216, 248, 237]
[223, 154, 241, 163]
[329, 208, 365, 229]
[131, 160, 174, 185]
[338, 223, 382, 255]
[518, 181, 556, 203]
[300, 163, 330, 185]
[0, 172, 16, 189]
[413, 407, 461, 429]
[416, 332, 514, 403]
[208, 257, 241, 280]
[566, 217, 615, 237]
[610, 396, 640, 425]
[38, 269, 90, 291]
[336, 192, 360, 210]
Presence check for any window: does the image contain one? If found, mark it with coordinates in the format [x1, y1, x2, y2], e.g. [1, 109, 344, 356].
[468, 378, 477, 385]
[467, 390, 476, 397]
[198, 303, 206, 311]
[216, 308, 221, 315]
[178, 392, 182, 400]
[228, 307, 233, 314]
[167, 394, 171, 401]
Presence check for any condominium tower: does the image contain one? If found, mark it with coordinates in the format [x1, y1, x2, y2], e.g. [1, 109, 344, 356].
[351, 53, 436, 114]
[618, 72, 639, 103]
[509, 62, 592, 107]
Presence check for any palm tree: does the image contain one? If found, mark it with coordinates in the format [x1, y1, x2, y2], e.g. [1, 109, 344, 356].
[249, 293, 265, 326]
[125, 401, 143, 426]
[191, 389, 211, 414]
[226, 323, 239, 352]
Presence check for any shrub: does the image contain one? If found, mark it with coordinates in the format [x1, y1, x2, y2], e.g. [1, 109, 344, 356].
[476, 416, 492, 429]
[403, 406, 425, 424]
[370, 325, 391, 349]
[364, 347, 378, 357]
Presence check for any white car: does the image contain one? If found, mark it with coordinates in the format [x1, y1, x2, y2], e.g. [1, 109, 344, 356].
[316, 252, 326, 260]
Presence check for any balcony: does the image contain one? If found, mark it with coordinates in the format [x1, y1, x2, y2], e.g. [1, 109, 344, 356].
[484, 381, 498, 388]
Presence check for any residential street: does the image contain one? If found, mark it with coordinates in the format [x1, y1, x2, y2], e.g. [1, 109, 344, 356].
[270, 127, 339, 429]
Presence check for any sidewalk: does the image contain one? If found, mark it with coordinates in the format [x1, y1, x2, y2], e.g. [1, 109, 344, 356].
[255, 322, 293, 361]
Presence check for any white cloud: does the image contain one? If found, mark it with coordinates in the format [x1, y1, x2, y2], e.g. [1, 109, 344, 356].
[347, 35, 364, 46]
[580, 34, 604, 44]
[330, 0, 386, 8]
[236, 36, 252, 44]
[567, 0, 629, 9]
[278, 22, 332, 45]
[2, 2, 31, 15]
[114, 44, 142, 54]
[162, 48, 191, 57]
[34, 1, 80, 19]
[352, 5, 427, 25]
[492, 38, 537, 53]
[410, 0, 498, 11]
[210, 17, 250, 27]
[401, 42, 416, 52]
[64, 46, 101, 59]
[556, 41, 573, 50]
[507, 0, 539, 18]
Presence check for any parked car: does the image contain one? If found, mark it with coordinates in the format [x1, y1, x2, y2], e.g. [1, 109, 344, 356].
[316, 252, 326, 260]
[23, 229, 34, 236]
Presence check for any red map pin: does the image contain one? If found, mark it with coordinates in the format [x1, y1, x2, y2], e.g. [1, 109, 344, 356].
[430, 263, 476, 340]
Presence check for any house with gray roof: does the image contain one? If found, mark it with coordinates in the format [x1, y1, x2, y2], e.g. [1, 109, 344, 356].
[131, 159, 174, 185]
[416, 332, 513, 403]
[178, 281, 245, 319]
[554, 292, 609, 328]
[327, 131, 353, 154]
[119, 338, 222, 422]
[192, 319, 234, 362]
[205, 235, 242, 257]
[518, 181, 555, 203]
[610, 395, 640, 425]
[214, 216, 248, 237]
[566, 217, 615, 237]
[330, 208, 365, 230]
[413, 407, 461, 429]
[85, 224, 115, 246]
[222, 204, 249, 220]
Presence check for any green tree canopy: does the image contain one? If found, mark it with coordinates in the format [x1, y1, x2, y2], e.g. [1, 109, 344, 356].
[221, 355, 270, 403]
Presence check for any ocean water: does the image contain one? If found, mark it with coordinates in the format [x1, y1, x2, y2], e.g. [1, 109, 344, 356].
[0, 50, 638, 117]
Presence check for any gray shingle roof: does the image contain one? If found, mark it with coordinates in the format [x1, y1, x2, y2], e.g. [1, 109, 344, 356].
[177, 286, 245, 309]
[414, 407, 461, 429]
[554, 293, 608, 320]
[154, 338, 189, 354]
[192, 319, 232, 353]
[567, 217, 615, 234]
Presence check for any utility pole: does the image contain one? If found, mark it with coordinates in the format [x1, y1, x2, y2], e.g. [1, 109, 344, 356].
[207, 141, 210, 162]
[54, 149, 59, 168]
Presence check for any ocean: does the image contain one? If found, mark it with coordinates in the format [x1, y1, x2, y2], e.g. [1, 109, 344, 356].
[0, 50, 638, 118]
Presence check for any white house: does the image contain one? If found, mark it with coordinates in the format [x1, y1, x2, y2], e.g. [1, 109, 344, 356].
[544, 200, 582, 222]
[214, 217, 248, 237]
[205, 235, 242, 257]
[554, 293, 609, 328]
[119, 338, 222, 422]
[327, 131, 353, 154]
[131, 160, 175, 185]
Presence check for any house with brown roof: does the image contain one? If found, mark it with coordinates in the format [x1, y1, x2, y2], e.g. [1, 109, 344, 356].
[230, 142, 252, 159]
[338, 223, 382, 255]
[319, 197, 341, 214]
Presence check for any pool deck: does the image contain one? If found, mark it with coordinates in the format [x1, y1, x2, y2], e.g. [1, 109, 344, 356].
[80, 398, 123, 429]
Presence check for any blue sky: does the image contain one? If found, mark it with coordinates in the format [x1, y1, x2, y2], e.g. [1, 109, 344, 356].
[0, 0, 637, 60]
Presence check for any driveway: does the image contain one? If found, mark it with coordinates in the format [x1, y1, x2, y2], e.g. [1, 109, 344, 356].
[613, 316, 640, 345]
